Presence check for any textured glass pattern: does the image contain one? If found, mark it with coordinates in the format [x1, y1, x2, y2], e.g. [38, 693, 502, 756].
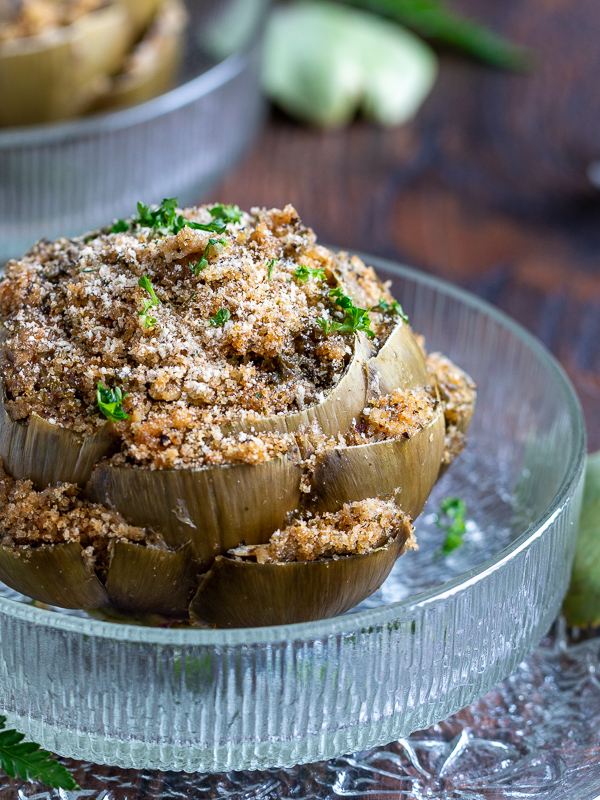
[0, 262, 585, 773]
[2, 623, 600, 799]
[0, 0, 269, 262]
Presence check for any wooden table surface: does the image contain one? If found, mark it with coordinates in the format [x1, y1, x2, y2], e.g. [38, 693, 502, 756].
[2, 1, 600, 797]
[216, 0, 600, 451]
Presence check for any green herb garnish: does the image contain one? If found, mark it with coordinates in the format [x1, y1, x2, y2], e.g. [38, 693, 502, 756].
[110, 218, 129, 233]
[209, 204, 243, 224]
[137, 274, 161, 329]
[0, 716, 79, 791]
[209, 308, 231, 326]
[112, 199, 242, 238]
[267, 258, 278, 281]
[191, 238, 227, 276]
[436, 497, 467, 554]
[375, 298, 409, 323]
[97, 383, 129, 422]
[293, 264, 327, 283]
[317, 288, 376, 338]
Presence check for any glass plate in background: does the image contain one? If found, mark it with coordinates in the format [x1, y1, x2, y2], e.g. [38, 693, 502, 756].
[0, 0, 271, 263]
[0, 258, 586, 773]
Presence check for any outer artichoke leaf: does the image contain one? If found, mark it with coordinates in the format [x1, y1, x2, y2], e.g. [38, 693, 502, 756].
[0, 380, 119, 489]
[86, 456, 304, 566]
[367, 320, 430, 400]
[105, 541, 198, 617]
[0, 3, 132, 126]
[190, 533, 406, 628]
[0, 542, 108, 609]
[223, 332, 372, 437]
[310, 411, 445, 518]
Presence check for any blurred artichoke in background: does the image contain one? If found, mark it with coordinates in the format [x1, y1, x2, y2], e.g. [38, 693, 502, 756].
[0, 0, 186, 126]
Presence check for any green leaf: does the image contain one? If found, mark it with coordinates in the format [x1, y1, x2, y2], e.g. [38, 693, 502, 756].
[293, 264, 327, 282]
[564, 451, 600, 627]
[267, 258, 278, 281]
[263, 1, 438, 127]
[436, 496, 467, 554]
[191, 238, 227, 276]
[0, 716, 79, 791]
[97, 382, 129, 422]
[209, 308, 231, 327]
[335, 0, 531, 71]
[110, 219, 129, 233]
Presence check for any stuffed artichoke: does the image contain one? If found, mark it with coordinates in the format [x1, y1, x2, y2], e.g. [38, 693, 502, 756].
[0, 201, 475, 627]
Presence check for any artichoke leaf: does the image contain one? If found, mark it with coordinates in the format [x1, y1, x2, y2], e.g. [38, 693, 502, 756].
[0, 542, 108, 609]
[86, 456, 304, 566]
[190, 532, 406, 628]
[0, 379, 119, 489]
[366, 319, 430, 400]
[223, 332, 373, 437]
[0, 3, 132, 126]
[311, 411, 445, 518]
[105, 541, 198, 617]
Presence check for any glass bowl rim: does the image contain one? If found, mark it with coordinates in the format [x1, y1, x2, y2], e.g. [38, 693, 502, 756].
[0, 48, 248, 146]
[0, 257, 586, 645]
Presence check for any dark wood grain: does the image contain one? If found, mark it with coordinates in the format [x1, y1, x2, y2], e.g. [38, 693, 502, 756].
[215, 0, 600, 449]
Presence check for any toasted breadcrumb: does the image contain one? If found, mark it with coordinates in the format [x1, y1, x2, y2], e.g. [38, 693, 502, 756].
[230, 498, 416, 564]
[0, 205, 398, 470]
[426, 352, 476, 466]
[0, 461, 153, 573]
[347, 388, 436, 445]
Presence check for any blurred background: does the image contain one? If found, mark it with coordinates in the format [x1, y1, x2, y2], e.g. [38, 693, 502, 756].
[0, 0, 598, 447]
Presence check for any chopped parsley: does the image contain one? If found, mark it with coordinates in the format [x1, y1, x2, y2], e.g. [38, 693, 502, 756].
[209, 308, 231, 326]
[436, 497, 467, 554]
[97, 383, 129, 422]
[293, 264, 327, 283]
[191, 237, 227, 276]
[317, 288, 375, 338]
[374, 298, 409, 323]
[111, 199, 243, 238]
[110, 218, 129, 233]
[138, 275, 161, 329]
[267, 258, 278, 281]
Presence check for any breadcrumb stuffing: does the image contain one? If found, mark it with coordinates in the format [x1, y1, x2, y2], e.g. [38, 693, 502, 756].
[230, 498, 416, 563]
[347, 388, 436, 444]
[0, 204, 398, 468]
[0, 460, 152, 574]
[0, 0, 104, 41]
[426, 352, 476, 466]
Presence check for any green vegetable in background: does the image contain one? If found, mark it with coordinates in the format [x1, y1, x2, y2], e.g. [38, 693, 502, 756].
[263, 1, 438, 127]
[335, 0, 530, 71]
[564, 451, 600, 627]
[0, 716, 79, 791]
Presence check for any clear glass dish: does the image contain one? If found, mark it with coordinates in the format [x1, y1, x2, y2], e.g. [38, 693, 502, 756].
[0, 257, 586, 773]
[0, 0, 270, 263]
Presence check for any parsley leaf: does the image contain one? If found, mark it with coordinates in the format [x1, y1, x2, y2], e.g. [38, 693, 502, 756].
[191, 238, 227, 276]
[436, 497, 467, 554]
[209, 203, 243, 224]
[267, 258, 278, 281]
[110, 219, 129, 233]
[318, 288, 375, 338]
[138, 275, 161, 329]
[209, 308, 231, 326]
[97, 382, 129, 421]
[374, 298, 409, 323]
[0, 717, 79, 791]
[293, 264, 327, 283]
[112, 199, 243, 238]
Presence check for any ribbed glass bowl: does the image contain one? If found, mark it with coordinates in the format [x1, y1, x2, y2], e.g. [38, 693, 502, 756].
[0, 0, 270, 263]
[0, 258, 586, 773]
